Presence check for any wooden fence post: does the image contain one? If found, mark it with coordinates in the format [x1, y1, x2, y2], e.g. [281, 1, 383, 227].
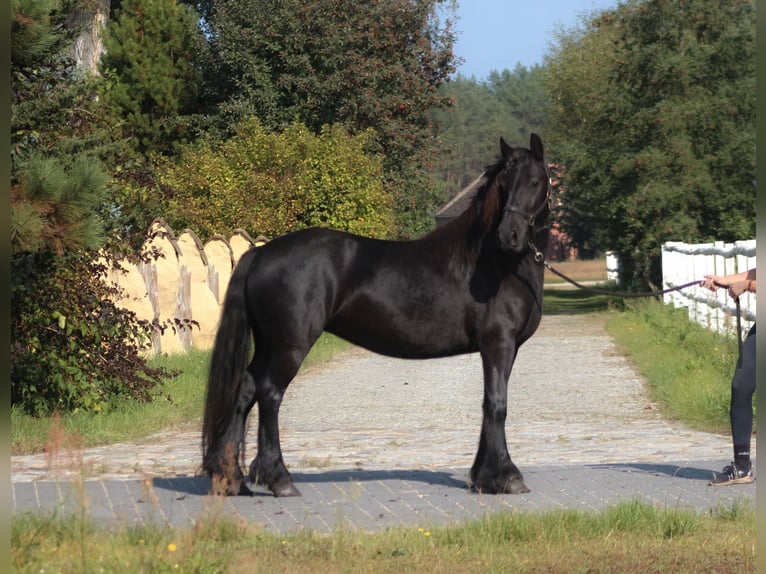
[175, 265, 193, 351]
[138, 260, 162, 354]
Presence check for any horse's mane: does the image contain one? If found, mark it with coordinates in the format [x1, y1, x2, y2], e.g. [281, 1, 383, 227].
[427, 156, 507, 240]
[474, 157, 507, 230]
[419, 156, 508, 263]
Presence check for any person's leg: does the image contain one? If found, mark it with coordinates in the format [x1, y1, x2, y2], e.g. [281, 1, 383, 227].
[731, 324, 756, 469]
[711, 324, 756, 486]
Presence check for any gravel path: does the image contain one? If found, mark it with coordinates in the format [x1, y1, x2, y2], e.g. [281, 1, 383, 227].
[11, 313, 742, 483]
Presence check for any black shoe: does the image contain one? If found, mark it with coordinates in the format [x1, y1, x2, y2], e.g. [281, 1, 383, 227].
[709, 462, 754, 486]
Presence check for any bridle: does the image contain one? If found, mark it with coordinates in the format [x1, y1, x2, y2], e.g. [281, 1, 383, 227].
[499, 160, 553, 262]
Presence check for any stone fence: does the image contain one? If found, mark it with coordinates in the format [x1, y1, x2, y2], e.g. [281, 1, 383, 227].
[104, 218, 267, 355]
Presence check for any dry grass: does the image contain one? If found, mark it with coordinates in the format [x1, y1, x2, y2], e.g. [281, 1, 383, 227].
[544, 258, 608, 283]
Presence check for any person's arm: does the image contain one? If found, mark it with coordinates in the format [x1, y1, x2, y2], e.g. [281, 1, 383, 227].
[701, 268, 756, 298]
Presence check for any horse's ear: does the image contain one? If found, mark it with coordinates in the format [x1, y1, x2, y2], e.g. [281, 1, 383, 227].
[500, 137, 513, 161]
[530, 133, 544, 160]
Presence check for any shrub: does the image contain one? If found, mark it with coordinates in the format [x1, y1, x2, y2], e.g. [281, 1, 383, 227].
[11, 251, 170, 415]
[157, 118, 395, 239]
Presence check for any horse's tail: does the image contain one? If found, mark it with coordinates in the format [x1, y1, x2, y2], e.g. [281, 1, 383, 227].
[202, 246, 260, 474]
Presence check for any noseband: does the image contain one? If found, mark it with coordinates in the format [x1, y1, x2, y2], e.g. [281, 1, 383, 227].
[502, 188, 551, 229]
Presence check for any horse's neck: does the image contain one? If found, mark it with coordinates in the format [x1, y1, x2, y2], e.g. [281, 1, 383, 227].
[487, 229, 549, 286]
[419, 212, 484, 264]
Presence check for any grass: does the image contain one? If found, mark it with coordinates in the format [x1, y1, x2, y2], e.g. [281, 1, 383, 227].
[606, 298, 744, 435]
[11, 498, 755, 573]
[543, 286, 614, 314]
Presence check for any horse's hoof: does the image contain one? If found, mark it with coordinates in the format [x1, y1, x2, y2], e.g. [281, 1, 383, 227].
[271, 480, 301, 497]
[209, 473, 251, 496]
[238, 481, 254, 496]
[506, 474, 530, 494]
[471, 473, 530, 494]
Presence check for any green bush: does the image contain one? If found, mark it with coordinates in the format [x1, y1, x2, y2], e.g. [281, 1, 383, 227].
[11, 251, 170, 416]
[157, 118, 395, 239]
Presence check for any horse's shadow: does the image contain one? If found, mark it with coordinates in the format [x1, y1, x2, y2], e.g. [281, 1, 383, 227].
[151, 463, 726, 497]
[586, 462, 715, 481]
[152, 468, 468, 497]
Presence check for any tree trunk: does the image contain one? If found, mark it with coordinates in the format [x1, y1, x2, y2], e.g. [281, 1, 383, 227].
[67, 0, 110, 76]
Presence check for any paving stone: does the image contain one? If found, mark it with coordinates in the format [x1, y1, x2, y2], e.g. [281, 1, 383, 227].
[12, 314, 755, 532]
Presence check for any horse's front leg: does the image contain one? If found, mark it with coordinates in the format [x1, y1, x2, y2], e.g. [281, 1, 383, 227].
[470, 339, 530, 494]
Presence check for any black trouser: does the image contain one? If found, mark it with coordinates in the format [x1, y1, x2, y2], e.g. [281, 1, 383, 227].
[731, 323, 756, 462]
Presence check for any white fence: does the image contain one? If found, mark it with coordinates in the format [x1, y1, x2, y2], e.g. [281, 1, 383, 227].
[662, 239, 756, 338]
[605, 251, 620, 282]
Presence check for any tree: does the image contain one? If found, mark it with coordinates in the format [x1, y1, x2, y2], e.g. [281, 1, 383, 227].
[11, 156, 106, 256]
[12, 0, 110, 249]
[430, 66, 548, 201]
[486, 64, 547, 142]
[196, 0, 459, 237]
[544, 0, 755, 287]
[11, 0, 169, 414]
[100, 0, 205, 153]
[66, 0, 110, 76]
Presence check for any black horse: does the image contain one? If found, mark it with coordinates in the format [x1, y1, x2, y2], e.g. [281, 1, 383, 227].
[202, 133, 552, 497]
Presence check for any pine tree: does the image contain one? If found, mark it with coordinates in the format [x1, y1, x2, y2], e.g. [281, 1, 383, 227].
[12, 0, 108, 253]
[100, 0, 205, 153]
[11, 156, 106, 256]
[11, 0, 169, 415]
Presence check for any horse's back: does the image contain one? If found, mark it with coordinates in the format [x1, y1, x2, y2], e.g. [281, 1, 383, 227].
[240, 227, 475, 357]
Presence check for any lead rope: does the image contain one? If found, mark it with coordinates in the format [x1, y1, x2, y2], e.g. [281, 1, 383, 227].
[534, 245, 745, 359]
[531, 244, 701, 298]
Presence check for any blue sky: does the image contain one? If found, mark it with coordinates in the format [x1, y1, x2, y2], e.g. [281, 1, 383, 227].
[450, 0, 620, 79]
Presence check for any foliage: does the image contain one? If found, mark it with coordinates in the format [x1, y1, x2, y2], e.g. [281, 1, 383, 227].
[431, 65, 548, 200]
[544, 0, 755, 287]
[11, 251, 169, 416]
[11, 156, 106, 255]
[11, 0, 121, 172]
[11, 0, 146, 245]
[11, 0, 171, 415]
[195, 0, 459, 237]
[99, 0, 206, 154]
[157, 117, 395, 239]
[10, 0, 65, 69]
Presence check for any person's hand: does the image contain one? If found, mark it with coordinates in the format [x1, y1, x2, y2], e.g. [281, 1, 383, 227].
[728, 280, 750, 300]
[701, 275, 722, 291]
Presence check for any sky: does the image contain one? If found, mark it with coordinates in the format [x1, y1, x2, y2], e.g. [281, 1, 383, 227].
[450, 0, 620, 80]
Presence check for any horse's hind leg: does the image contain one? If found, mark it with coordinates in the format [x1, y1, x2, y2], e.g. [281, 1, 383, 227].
[208, 370, 257, 496]
[247, 346, 306, 497]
